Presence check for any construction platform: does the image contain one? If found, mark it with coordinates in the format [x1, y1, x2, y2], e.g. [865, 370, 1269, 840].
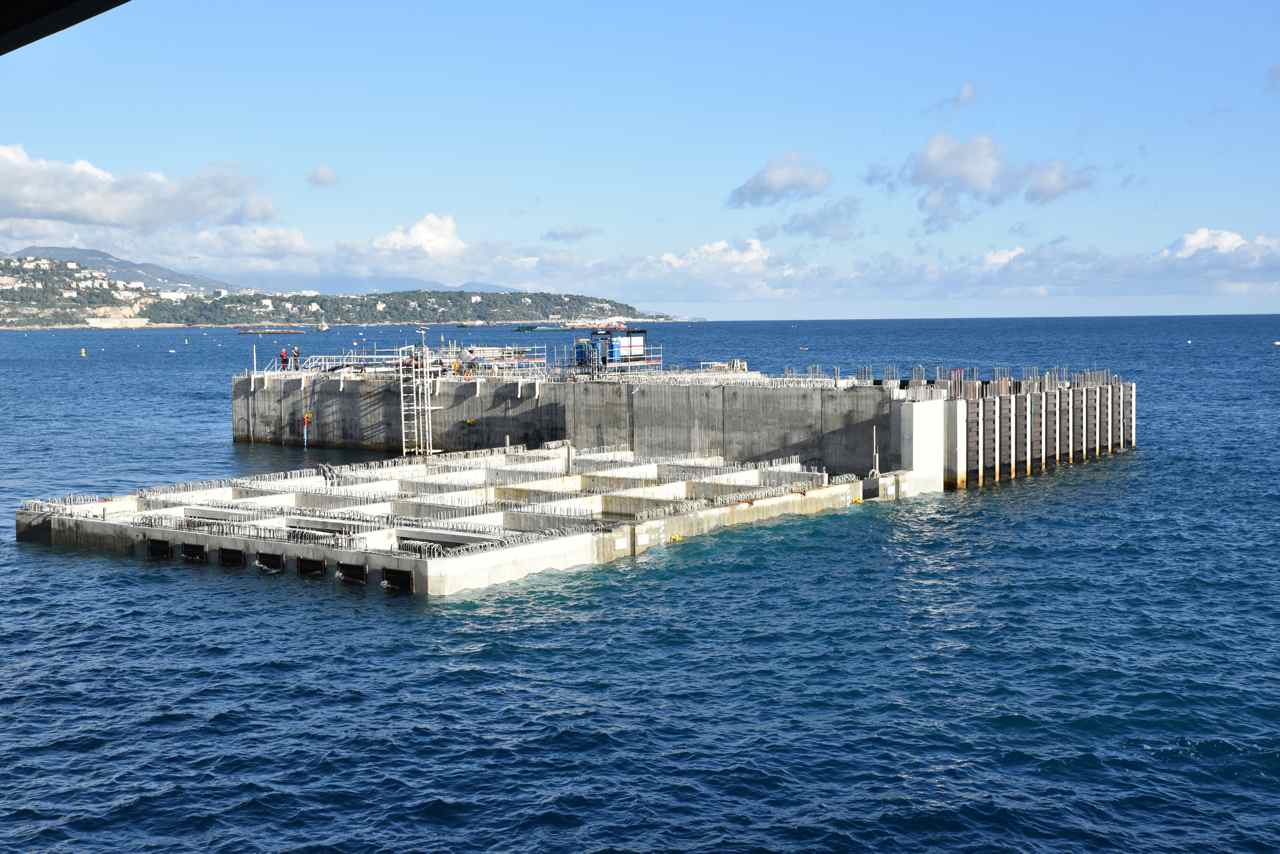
[20, 330, 1139, 598]
[16, 443, 905, 597]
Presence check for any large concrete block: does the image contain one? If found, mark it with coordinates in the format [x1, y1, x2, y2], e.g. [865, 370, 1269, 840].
[896, 399, 945, 494]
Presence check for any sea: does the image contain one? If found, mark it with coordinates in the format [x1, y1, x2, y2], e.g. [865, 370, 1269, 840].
[1, 315, 1278, 852]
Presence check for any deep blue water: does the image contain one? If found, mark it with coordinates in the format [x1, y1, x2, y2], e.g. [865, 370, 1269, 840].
[2, 316, 1279, 852]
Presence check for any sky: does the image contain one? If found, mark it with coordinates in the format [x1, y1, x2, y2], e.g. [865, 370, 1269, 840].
[1, 0, 1278, 319]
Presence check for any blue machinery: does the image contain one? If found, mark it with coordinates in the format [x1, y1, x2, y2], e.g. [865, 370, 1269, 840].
[573, 328, 663, 374]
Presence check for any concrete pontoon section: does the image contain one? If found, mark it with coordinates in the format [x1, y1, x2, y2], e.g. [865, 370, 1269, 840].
[17, 443, 894, 597]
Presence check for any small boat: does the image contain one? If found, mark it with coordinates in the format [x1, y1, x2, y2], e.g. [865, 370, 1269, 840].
[317, 322, 330, 331]
[513, 324, 538, 332]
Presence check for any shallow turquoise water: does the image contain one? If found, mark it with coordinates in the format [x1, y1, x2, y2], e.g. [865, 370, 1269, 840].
[2, 317, 1278, 852]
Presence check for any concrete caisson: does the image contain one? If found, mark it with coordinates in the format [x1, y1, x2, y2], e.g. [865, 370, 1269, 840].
[233, 374, 900, 476]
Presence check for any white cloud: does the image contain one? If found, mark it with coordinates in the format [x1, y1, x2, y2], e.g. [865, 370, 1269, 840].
[876, 134, 1095, 231]
[0, 144, 270, 230]
[307, 165, 338, 187]
[600, 237, 812, 301]
[983, 246, 1026, 269]
[1152, 228, 1280, 298]
[1161, 227, 1249, 259]
[659, 239, 770, 274]
[0, 217, 79, 243]
[727, 154, 832, 208]
[911, 134, 1009, 196]
[903, 134, 1014, 230]
[193, 225, 311, 259]
[371, 213, 466, 258]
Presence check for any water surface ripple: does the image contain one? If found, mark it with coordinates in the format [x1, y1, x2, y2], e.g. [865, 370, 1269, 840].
[2, 317, 1278, 851]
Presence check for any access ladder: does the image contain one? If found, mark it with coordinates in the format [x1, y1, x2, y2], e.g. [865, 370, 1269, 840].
[397, 345, 439, 456]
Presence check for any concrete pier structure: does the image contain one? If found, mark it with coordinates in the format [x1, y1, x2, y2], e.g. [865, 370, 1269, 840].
[20, 367, 1135, 597]
[231, 364, 1135, 488]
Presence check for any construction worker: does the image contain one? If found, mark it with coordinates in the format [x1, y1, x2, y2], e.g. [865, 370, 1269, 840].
[291, 345, 301, 370]
[279, 347, 288, 371]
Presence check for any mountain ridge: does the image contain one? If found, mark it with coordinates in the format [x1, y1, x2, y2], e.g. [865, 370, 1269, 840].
[225, 270, 512, 295]
[10, 246, 234, 291]
[6, 248, 537, 296]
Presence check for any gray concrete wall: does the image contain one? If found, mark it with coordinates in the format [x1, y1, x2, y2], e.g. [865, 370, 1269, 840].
[232, 373, 401, 450]
[231, 375, 1140, 489]
[232, 375, 899, 475]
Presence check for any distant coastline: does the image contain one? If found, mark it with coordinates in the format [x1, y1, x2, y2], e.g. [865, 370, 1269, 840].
[1, 250, 671, 332]
[0, 317, 679, 333]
